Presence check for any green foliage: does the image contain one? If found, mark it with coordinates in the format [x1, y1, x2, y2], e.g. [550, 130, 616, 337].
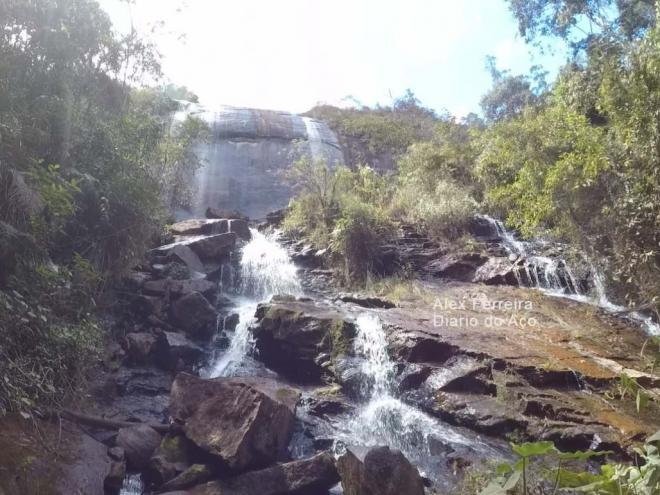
[0, 264, 102, 415]
[0, 0, 207, 415]
[478, 433, 660, 495]
[306, 91, 436, 169]
[505, 0, 655, 49]
[606, 373, 654, 414]
[477, 100, 609, 240]
[393, 179, 477, 242]
[283, 157, 395, 283]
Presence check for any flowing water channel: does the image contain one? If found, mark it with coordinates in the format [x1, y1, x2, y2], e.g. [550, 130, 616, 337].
[480, 214, 660, 336]
[203, 229, 506, 491]
[121, 217, 657, 495]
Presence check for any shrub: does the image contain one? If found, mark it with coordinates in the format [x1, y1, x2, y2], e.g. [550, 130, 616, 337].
[392, 178, 477, 241]
[331, 199, 395, 283]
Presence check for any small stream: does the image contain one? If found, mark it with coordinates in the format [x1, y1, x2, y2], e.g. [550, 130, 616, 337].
[480, 215, 660, 336]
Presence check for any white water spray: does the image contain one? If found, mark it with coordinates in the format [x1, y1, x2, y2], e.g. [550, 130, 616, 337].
[339, 314, 492, 476]
[208, 228, 302, 377]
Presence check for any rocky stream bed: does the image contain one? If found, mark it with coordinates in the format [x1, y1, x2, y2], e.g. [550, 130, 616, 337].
[2, 210, 659, 495]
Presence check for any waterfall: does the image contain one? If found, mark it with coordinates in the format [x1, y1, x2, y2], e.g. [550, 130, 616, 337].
[337, 314, 494, 480]
[118, 474, 144, 495]
[207, 228, 302, 377]
[479, 215, 660, 336]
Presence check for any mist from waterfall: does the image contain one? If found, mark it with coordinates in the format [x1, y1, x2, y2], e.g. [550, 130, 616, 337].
[207, 228, 302, 377]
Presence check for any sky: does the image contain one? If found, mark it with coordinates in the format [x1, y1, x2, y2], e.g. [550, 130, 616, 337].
[97, 0, 569, 117]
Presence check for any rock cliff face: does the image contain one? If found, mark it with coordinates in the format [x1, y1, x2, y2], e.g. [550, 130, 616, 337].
[176, 104, 344, 220]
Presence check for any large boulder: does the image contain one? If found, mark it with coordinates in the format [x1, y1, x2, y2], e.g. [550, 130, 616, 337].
[252, 299, 355, 383]
[169, 373, 300, 472]
[154, 331, 204, 371]
[228, 218, 252, 241]
[147, 434, 194, 486]
[124, 332, 157, 365]
[166, 244, 206, 274]
[143, 278, 218, 302]
[423, 252, 488, 281]
[170, 292, 218, 341]
[170, 219, 228, 236]
[187, 452, 339, 495]
[116, 424, 162, 470]
[472, 257, 519, 286]
[206, 207, 248, 220]
[337, 446, 425, 495]
[155, 233, 236, 262]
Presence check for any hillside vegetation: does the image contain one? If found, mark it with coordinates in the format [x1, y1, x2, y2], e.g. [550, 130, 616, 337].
[287, 1, 660, 320]
[0, 0, 205, 414]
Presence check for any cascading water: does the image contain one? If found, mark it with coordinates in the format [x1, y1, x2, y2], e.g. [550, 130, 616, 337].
[206, 228, 302, 377]
[479, 215, 660, 336]
[118, 474, 144, 495]
[336, 314, 501, 484]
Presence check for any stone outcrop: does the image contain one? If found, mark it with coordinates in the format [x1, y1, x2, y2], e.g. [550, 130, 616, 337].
[176, 105, 344, 220]
[423, 252, 488, 281]
[252, 299, 356, 383]
[472, 256, 519, 286]
[116, 424, 162, 470]
[170, 219, 229, 236]
[154, 331, 204, 371]
[185, 452, 340, 495]
[337, 446, 425, 495]
[381, 282, 660, 454]
[169, 373, 300, 472]
[170, 292, 218, 341]
[155, 233, 236, 262]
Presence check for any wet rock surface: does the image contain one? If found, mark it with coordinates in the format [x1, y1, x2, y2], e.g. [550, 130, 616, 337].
[252, 298, 356, 383]
[187, 451, 339, 495]
[337, 445, 425, 495]
[23, 211, 660, 495]
[169, 373, 300, 471]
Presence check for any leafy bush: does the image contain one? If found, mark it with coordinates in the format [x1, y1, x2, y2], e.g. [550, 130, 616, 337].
[479, 432, 660, 495]
[283, 157, 395, 283]
[0, 265, 102, 414]
[392, 178, 477, 241]
[331, 198, 395, 283]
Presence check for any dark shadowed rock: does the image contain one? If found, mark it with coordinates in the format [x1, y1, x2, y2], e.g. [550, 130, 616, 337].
[155, 233, 236, 262]
[187, 452, 340, 495]
[337, 446, 425, 495]
[228, 218, 252, 241]
[143, 278, 218, 302]
[206, 207, 248, 220]
[116, 424, 161, 470]
[160, 464, 213, 492]
[337, 293, 395, 309]
[146, 434, 194, 487]
[170, 292, 218, 341]
[154, 331, 204, 371]
[252, 299, 356, 383]
[170, 219, 228, 236]
[131, 294, 165, 319]
[472, 257, 519, 286]
[104, 459, 126, 494]
[124, 332, 156, 365]
[423, 252, 488, 281]
[169, 373, 300, 472]
[166, 244, 206, 274]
